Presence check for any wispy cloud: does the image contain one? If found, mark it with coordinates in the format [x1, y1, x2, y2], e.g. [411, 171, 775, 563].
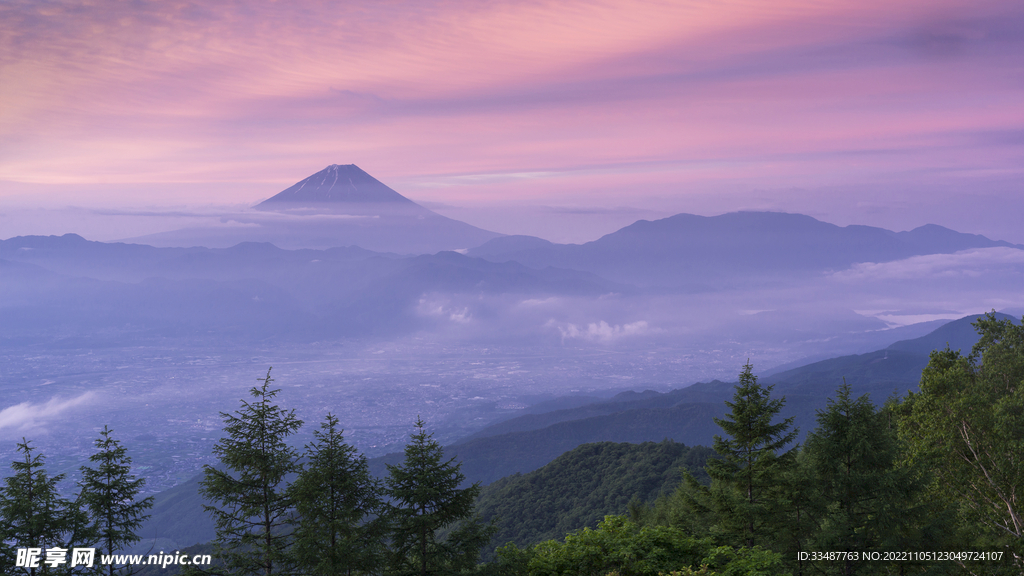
[0, 392, 97, 437]
[832, 247, 1024, 282]
[549, 319, 650, 342]
[417, 297, 472, 324]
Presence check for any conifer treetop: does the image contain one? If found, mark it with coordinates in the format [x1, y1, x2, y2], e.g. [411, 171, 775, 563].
[712, 362, 797, 463]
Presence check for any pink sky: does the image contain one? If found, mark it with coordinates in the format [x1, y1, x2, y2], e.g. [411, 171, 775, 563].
[1, 0, 1022, 243]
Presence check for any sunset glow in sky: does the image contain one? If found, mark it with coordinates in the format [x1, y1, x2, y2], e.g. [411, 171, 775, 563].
[2, 0, 1023, 242]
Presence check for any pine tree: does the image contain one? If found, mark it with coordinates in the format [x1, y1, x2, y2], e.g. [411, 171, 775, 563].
[0, 439, 81, 576]
[690, 362, 797, 548]
[385, 417, 493, 576]
[0, 525, 16, 576]
[770, 448, 819, 576]
[290, 413, 385, 576]
[78, 426, 154, 576]
[199, 367, 303, 576]
[803, 382, 932, 575]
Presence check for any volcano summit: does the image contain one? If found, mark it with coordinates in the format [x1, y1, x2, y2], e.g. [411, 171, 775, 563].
[256, 164, 416, 210]
[124, 165, 502, 253]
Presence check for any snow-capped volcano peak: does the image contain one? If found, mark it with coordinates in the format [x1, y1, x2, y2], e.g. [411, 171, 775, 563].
[256, 164, 415, 207]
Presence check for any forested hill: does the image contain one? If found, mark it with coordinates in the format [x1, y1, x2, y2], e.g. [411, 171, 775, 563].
[474, 441, 714, 555]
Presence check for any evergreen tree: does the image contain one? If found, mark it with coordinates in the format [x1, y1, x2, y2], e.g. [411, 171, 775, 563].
[199, 368, 303, 576]
[0, 524, 16, 576]
[684, 362, 797, 548]
[0, 439, 82, 576]
[771, 448, 819, 576]
[78, 426, 154, 576]
[385, 417, 493, 576]
[802, 382, 931, 576]
[290, 413, 385, 576]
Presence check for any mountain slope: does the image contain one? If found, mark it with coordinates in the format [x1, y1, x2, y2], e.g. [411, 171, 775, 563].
[763, 312, 1018, 394]
[451, 312, 1019, 465]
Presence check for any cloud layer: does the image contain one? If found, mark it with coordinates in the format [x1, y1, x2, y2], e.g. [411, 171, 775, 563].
[832, 247, 1024, 282]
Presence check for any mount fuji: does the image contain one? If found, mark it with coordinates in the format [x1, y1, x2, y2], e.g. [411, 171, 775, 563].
[124, 165, 502, 253]
[256, 164, 416, 209]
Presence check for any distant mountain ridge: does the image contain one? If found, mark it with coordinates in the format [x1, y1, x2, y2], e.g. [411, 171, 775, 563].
[7, 207, 1021, 344]
[0, 235, 623, 342]
[468, 212, 1023, 288]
